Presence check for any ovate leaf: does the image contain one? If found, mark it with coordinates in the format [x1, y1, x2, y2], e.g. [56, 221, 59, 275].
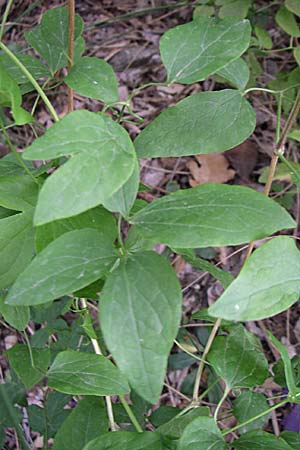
[219, 0, 251, 19]
[286, 0, 300, 17]
[158, 407, 210, 439]
[233, 430, 293, 450]
[0, 53, 50, 85]
[0, 295, 29, 331]
[83, 432, 166, 450]
[178, 416, 227, 450]
[35, 206, 117, 253]
[135, 90, 256, 158]
[160, 16, 251, 84]
[24, 110, 136, 225]
[47, 350, 129, 396]
[0, 175, 38, 212]
[65, 56, 119, 104]
[233, 391, 269, 433]
[275, 6, 300, 37]
[52, 397, 108, 450]
[0, 211, 34, 288]
[209, 237, 300, 321]
[7, 344, 50, 389]
[6, 229, 118, 306]
[216, 58, 249, 90]
[130, 184, 295, 248]
[101, 251, 182, 404]
[41, 6, 83, 49]
[207, 325, 269, 389]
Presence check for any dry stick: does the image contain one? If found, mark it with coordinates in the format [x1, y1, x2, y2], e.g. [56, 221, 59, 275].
[192, 89, 300, 405]
[67, 0, 75, 112]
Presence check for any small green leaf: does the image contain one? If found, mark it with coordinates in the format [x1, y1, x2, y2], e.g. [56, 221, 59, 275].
[276, 6, 300, 37]
[7, 344, 50, 389]
[83, 432, 166, 450]
[286, 0, 300, 17]
[102, 159, 139, 217]
[0, 211, 34, 289]
[233, 430, 293, 450]
[47, 350, 129, 396]
[293, 46, 300, 66]
[178, 416, 227, 450]
[207, 325, 269, 389]
[160, 17, 251, 84]
[219, 0, 251, 19]
[24, 110, 136, 225]
[101, 251, 182, 404]
[135, 90, 256, 158]
[52, 397, 108, 450]
[216, 58, 250, 90]
[233, 391, 269, 433]
[35, 206, 117, 253]
[158, 407, 210, 439]
[0, 175, 38, 212]
[65, 56, 119, 104]
[130, 184, 295, 248]
[209, 237, 300, 321]
[6, 229, 118, 306]
[254, 26, 273, 49]
[0, 295, 29, 331]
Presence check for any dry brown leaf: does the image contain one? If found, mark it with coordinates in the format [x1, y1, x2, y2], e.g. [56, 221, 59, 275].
[225, 140, 258, 180]
[187, 153, 236, 186]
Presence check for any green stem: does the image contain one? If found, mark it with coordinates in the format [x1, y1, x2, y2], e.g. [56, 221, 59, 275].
[174, 339, 206, 363]
[214, 387, 230, 422]
[0, 0, 14, 40]
[0, 385, 31, 450]
[275, 93, 282, 144]
[0, 42, 59, 122]
[23, 330, 35, 369]
[222, 399, 287, 436]
[119, 395, 143, 433]
[0, 120, 38, 183]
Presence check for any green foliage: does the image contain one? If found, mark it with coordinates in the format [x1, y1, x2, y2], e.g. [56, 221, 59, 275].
[178, 416, 227, 450]
[233, 391, 269, 433]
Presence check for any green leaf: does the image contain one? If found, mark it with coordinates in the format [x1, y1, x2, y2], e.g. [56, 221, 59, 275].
[47, 350, 129, 396]
[178, 416, 227, 450]
[216, 58, 250, 90]
[65, 56, 119, 104]
[41, 6, 83, 50]
[0, 295, 29, 331]
[135, 90, 256, 158]
[25, 26, 85, 75]
[6, 228, 118, 306]
[0, 175, 38, 211]
[286, 0, 300, 17]
[0, 53, 51, 85]
[0, 61, 33, 125]
[52, 397, 108, 450]
[160, 17, 251, 84]
[158, 407, 210, 439]
[219, 0, 252, 19]
[233, 430, 293, 450]
[0, 211, 34, 289]
[281, 431, 300, 449]
[293, 46, 300, 66]
[83, 432, 166, 450]
[23, 110, 136, 225]
[35, 206, 117, 253]
[130, 184, 295, 248]
[254, 26, 273, 49]
[0, 383, 23, 441]
[7, 344, 50, 389]
[207, 325, 269, 389]
[208, 237, 300, 321]
[102, 159, 139, 217]
[101, 251, 182, 404]
[233, 391, 269, 433]
[276, 6, 300, 37]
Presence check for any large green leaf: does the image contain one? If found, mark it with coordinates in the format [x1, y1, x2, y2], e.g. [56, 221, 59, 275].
[0, 211, 34, 289]
[207, 325, 269, 389]
[0, 295, 29, 331]
[216, 58, 250, 90]
[286, 0, 300, 17]
[233, 391, 269, 434]
[101, 251, 182, 404]
[233, 430, 293, 450]
[209, 237, 300, 321]
[158, 407, 210, 439]
[83, 432, 166, 450]
[7, 344, 50, 389]
[47, 350, 129, 396]
[0, 53, 51, 85]
[135, 90, 256, 158]
[178, 416, 227, 450]
[6, 229, 118, 306]
[52, 396, 108, 450]
[35, 206, 117, 253]
[160, 16, 251, 84]
[41, 6, 83, 50]
[65, 56, 119, 104]
[281, 431, 300, 449]
[130, 184, 295, 248]
[0, 175, 38, 212]
[23, 110, 136, 225]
